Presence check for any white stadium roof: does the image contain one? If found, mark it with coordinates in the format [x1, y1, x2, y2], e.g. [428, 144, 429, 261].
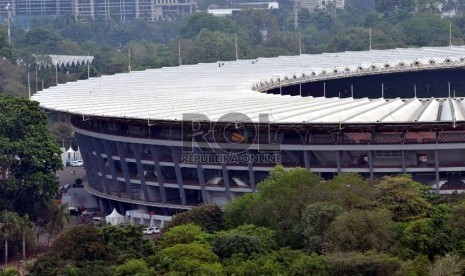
[32, 46, 465, 124]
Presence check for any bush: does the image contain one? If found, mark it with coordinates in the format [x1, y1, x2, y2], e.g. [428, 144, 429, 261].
[164, 205, 224, 233]
[212, 234, 262, 259]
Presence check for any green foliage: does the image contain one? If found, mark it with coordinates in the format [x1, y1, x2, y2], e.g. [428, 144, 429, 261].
[218, 224, 278, 252]
[375, 174, 431, 222]
[184, 29, 236, 63]
[0, 268, 19, 276]
[224, 247, 329, 276]
[113, 259, 155, 276]
[251, 166, 322, 247]
[0, 29, 14, 61]
[151, 243, 223, 275]
[17, 27, 64, 54]
[430, 254, 465, 275]
[180, 12, 238, 39]
[324, 209, 395, 253]
[50, 225, 107, 263]
[164, 205, 224, 233]
[158, 224, 210, 249]
[326, 251, 403, 276]
[301, 202, 343, 253]
[397, 255, 430, 276]
[448, 201, 465, 240]
[97, 225, 153, 261]
[27, 253, 71, 276]
[0, 97, 62, 216]
[224, 192, 260, 228]
[212, 234, 262, 259]
[400, 14, 457, 46]
[318, 173, 375, 210]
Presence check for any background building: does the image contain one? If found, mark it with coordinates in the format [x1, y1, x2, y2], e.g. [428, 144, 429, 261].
[301, 0, 344, 11]
[0, 0, 197, 25]
[32, 46, 465, 215]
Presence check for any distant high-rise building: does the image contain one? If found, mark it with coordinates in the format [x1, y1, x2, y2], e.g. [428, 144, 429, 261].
[301, 0, 344, 12]
[0, 0, 197, 26]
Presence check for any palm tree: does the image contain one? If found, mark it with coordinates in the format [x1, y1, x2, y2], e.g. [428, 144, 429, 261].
[0, 211, 20, 267]
[45, 202, 71, 246]
[16, 214, 33, 266]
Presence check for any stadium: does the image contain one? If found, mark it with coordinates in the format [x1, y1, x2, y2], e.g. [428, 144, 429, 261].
[32, 46, 465, 214]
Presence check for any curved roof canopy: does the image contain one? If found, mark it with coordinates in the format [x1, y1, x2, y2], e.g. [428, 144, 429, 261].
[32, 46, 465, 124]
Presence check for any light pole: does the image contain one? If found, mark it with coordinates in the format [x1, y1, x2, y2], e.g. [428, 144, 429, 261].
[5, 3, 11, 44]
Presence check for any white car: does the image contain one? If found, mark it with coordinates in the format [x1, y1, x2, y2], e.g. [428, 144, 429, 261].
[142, 227, 160, 235]
[70, 160, 84, 167]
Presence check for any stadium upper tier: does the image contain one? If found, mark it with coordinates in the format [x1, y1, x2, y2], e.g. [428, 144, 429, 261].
[32, 46, 465, 124]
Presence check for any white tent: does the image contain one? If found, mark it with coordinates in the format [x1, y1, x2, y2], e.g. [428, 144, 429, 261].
[66, 146, 76, 159]
[105, 208, 125, 225]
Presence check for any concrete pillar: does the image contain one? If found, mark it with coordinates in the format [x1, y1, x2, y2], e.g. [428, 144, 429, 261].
[102, 140, 121, 197]
[149, 145, 167, 203]
[369, 151, 374, 179]
[247, 151, 256, 191]
[116, 141, 135, 200]
[336, 150, 341, 174]
[194, 148, 208, 204]
[402, 150, 406, 173]
[303, 151, 310, 169]
[217, 150, 232, 200]
[91, 137, 112, 195]
[76, 133, 99, 190]
[435, 150, 440, 194]
[171, 147, 187, 205]
[133, 144, 150, 201]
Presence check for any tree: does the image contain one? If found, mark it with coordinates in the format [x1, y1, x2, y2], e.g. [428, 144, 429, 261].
[0, 29, 14, 61]
[150, 243, 223, 275]
[16, 214, 33, 265]
[157, 224, 210, 249]
[17, 27, 64, 54]
[164, 205, 224, 233]
[44, 202, 70, 246]
[252, 166, 322, 247]
[301, 202, 343, 253]
[0, 267, 20, 276]
[375, 174, 431, 222]
[180, 12, 238, 39]
[318, 173, 375, 210]
[184, 29, 236, 64]
[212, 234, 262, 259]
[0, 97, 62, 216]
[324, 209, 395, 253]
[449, 201, 465, 240]
[400, 15, 453, 47]
[217, 224, 278, 252]
[50, 225, 107, 262]
[430, 254, 465, 275]
[224, 192, 260, 229]
[0, 59, 27, 96]
[0, 211, 20, 266]
[374, 0, 416, 20]
[113, 259, 155, 276]
[326, 251, 403, 275]
[97, 224, 152, 262]
[223, 247, 329, 276]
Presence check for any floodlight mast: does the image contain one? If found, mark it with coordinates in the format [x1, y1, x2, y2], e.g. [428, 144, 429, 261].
[5, 3, 11, 44]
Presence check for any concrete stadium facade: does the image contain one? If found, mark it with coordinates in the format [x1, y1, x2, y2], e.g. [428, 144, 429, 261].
[33, 46, 465, 214]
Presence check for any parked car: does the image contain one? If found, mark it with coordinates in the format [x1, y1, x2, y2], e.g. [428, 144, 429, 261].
[81, 210, 95, 216]
[70, 160, 84, 167]
[69, 207, 80, 216]
[92, 217, 103, 225]
[142, 227, 160, 235]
